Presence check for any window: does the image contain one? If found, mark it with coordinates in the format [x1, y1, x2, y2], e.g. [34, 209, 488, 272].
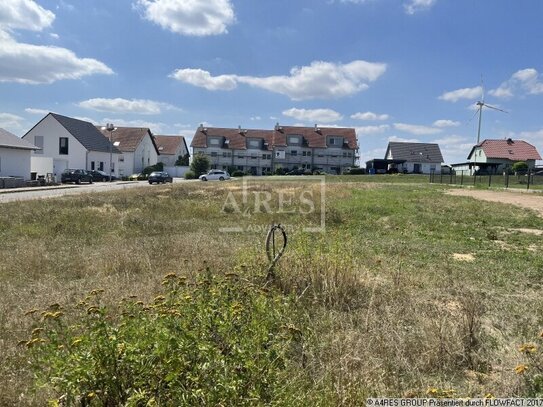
[288, 135, 300, 145]
[209, 138, 220, 146]
[211, 152, 218, 157]
[237, 166, 244, 171]
[99, 162, 104, 171]
[34, 136, 43, 154]
[119, 155, 124, 162]
[237, 154, 244, 159]
[291, 150, 298, 156]
[248, 140, 260, 148]
[223, 152, 231, 157]
[59, 137, 68, 155]
[91, 161, 95, 170]
[343, 152, 347, 158]
[251, 155, 257, 159]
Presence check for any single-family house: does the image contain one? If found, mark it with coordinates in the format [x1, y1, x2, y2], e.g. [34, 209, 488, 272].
[462, 138, 541, 175]
[154, 135, 190, 167]
[384, 142, 444, 174]
[97, 126, 160, 177]
[0, 127, 39, 181]
[22, 113, 122, 181]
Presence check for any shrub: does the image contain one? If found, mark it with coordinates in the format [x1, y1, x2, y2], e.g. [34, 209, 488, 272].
[190, 153, 210, 177]
[184, 170, 196, 179]
[274, 167, 286, 176]
[23, 271, 304, 406]
[175, 154, 190, 166]
[231, 170, 245, 177]
[512, 161, 529, 174]
[142, 162, 164, 175]
[343, 167, 365, 175]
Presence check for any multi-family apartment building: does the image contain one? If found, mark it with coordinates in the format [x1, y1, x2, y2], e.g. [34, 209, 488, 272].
[191, 124, 358, 175]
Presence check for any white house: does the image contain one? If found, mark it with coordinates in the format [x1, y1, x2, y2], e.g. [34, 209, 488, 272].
[385, 142, 444, 174]
[97, 127, 159, 176]
[154, 135, 189, 167]
[0, 128, 38, 180]
[22, 113, 121, 181]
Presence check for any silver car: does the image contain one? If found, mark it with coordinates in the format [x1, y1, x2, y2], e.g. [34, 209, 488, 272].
[199, 170, 231, 181]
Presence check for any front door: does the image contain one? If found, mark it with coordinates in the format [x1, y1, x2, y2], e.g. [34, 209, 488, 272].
[413, 163, 421, 173]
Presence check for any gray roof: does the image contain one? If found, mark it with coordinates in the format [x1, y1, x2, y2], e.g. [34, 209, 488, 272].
[50, 113, 121, 154]
[386, 142, 444, 163]
[0, 127, 38, 150]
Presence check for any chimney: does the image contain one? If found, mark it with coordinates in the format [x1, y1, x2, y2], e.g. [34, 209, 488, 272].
[274, 122, 283, 132]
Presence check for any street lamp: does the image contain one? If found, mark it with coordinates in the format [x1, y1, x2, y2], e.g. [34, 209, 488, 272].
[102, 123, 116, 182]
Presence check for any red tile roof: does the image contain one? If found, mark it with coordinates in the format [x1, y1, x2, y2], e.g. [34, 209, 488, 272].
[154, 135, 187, 155]
[191, 125, 357, 150]
[96, 126, 159, 154]
[470, 139, 542, 161]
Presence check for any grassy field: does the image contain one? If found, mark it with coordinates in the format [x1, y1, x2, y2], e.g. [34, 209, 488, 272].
[1, 177, 543, 405]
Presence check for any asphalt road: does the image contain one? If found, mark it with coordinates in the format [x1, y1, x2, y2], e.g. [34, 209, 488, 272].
[0, 179, 190, 204]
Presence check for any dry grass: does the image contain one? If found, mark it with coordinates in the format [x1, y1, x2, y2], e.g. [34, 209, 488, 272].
[1, 178, 543, 404]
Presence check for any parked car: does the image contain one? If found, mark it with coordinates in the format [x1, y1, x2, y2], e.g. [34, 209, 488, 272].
[61, 169, 93, 184]
[199, 170, 230, 181]
[89, 170, 117, 182]
[148, 171, 173, 184]
[128, 173, 146, 181]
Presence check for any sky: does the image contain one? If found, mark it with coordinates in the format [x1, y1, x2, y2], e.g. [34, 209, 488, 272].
[2, 0, 543, 165]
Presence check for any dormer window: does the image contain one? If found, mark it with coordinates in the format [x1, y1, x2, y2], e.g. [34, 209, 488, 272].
[287, 135, 301, 145]
[208, 137, 220, 146]
[248, 139, 261, 148]
[328, 136, 342, 146]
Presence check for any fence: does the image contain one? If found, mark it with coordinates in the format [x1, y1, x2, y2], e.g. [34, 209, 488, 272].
[163, 166, 190, 178]
[429, 170, 543, 190]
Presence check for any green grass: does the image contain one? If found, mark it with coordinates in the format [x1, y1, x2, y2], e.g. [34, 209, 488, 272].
[1, 178, 543, 405]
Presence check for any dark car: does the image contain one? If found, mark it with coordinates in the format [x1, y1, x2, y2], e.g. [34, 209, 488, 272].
[89, 170, 117, 182]
[61, 169, 93, 184]
[148, 171, 173, 184]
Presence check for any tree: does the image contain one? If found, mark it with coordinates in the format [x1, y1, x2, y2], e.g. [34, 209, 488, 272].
[175, 154, 190, 166]
[190, 153, 210, 177]
[512, 161, 528, 174]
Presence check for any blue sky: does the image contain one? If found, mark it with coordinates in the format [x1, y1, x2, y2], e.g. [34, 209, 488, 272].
[2, 0, 543, 164]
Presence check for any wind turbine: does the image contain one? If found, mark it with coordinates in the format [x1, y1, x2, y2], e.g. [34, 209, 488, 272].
[474, 81, 508, 144]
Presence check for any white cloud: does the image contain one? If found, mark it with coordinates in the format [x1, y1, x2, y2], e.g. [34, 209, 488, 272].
[393, 123, 442, 135]
[78, 98, 180, 115]
[351, 111, 389, 121]
[134, 0, 235, 36]
[170, 68, 237, 91]
[250, 116, 261, 121]
[25, 107, 49, 115]
[490, 68, 543, 99]
[388, 135, 420, 143]
[439, 86, 482, 102]
[404, 0, 436, 14]
[0, 112, 26, 133]
[0, 0, 55, 31]
[171, 60, 387, 100]
[433, 119, 460, 128]
[282, 108, 343, 123]
[431, 134, 474, 163]
[355, 124, 390, 135]
[0, 2, 112, 84]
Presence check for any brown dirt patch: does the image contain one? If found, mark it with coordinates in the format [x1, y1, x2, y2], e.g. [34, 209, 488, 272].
[447, 188, 543, 217]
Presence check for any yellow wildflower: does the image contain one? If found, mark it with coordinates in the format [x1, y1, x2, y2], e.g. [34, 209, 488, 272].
[519, 343, 537, 354]
[515, 364, 528, 374]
